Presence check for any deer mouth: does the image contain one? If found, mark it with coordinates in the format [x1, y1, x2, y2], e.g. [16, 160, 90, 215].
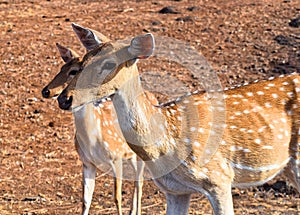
[41, 87, 51, 98]
[58, 95, 73, 110]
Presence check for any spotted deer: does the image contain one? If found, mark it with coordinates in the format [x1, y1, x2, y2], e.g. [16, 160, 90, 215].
[57, 32, 300, 215]
[42, 24, 155, 215]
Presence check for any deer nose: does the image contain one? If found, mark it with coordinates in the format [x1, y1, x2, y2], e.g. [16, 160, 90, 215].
[41, 87, 50, 98]
[58, 94, 73, 110]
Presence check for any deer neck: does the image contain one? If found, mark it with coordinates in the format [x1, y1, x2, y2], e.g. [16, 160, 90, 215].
[111, 67, 175, 163]
[73, 102, 103, 143]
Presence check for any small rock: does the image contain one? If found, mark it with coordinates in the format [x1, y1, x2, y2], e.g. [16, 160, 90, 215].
[152, 21, 161, 26]
[187, 6, 199, 11]
[289, 16, 300, 28]
[274, 35, 290, 46]
[175, 16, 193, 22]
[158, 6, 180, 14]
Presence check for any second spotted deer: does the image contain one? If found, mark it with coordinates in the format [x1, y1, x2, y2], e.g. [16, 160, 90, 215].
[42, 24, 152, 215]
[58, 33, 300, 215]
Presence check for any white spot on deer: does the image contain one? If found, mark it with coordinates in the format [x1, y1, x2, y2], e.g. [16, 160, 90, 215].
[191, 155, 197, 162]
[210, 130, 216, 136]
[287, 92, 294, 98]
[193, 101, 202, 105]
[268, 77, 275, 81]
[190, 127, 196, 132]
[181, 160, 188, 167]
[247, 129, 254, 133]
[230, 146, 242, 151]
[230, 125, 237, 129]
[240, 128, 247, 132]
[293, 78, 299, 83]
[292, 104, 298, 109]
[217, 107, 225, 112]
[212, 170, 221, 176]
[103, 141, 109, 148]
[265, 102, 272, 108]
[184, 138, 191, 144]
[107, 130, 112, 135]
[272, 93, 278, 99]
[205, 149, 211, 154]
[166, 111, 171, 117]
[170, 138, 176, 146]
[254, 139, 261, 144]
[159, 124, 165, 131]
[198, 171, 208, 179]
[243, 148, 251, 153]
[284, 130, 289, 136]
[262, 145, 273, 150]
[233, 101, 240, 105]
[246, 92, 254, 97]
[279, 87, 285, 91]
[235, 111, 242, 116]
[277, 134, 283, 139]
[96, 119, 101, 127]
[243, 110, 250, 114]
[283, 82, 289, 86]
[221, 140, 227, 145]
[193, 141, 200, 147]
[198, 127, 205, 133]
[170, 109, 177, 115]
[258, 126, 266, 133]
[257, 91, 264, 95]
[268, 83, 275, 87]
[280, 118, 287, 123]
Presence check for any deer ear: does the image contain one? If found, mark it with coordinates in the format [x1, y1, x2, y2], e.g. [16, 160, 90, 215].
[128, 33, 155, 59]
[56, 43, 79, 63]
[71, 23, 109, 51]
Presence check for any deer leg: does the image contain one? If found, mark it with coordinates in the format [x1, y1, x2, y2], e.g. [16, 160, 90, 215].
[165, 193, 191, 215]
[136, 160, 145, 215]
[112, 157, 123, 215]
[206, 184, 234, 215]
[129, 156, 145, 215]
[82, 163, 96, 215]
[283, 159, 300, 193]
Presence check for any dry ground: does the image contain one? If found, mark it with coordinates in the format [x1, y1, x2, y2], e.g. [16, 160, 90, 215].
[1, 0, 300, 214]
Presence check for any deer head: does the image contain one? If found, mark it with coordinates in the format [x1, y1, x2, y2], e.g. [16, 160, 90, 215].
[57, 33, 155, 110]
[41, 23, 109, 99]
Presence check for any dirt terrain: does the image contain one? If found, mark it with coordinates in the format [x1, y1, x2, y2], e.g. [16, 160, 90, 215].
[1, 0, 300, 214]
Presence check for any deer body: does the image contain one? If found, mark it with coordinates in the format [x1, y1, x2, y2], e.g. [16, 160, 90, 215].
[58, 33, 300, 215]
[107, 65, 300, 214]
[74, 101, 143, 215]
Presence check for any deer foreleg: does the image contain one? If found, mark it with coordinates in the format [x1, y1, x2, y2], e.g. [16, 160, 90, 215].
[112, 157, 123, 215]
[82, 163, 96, 215]
[165, 193, 191, 215]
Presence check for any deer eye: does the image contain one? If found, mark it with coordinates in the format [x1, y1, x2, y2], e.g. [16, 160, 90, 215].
[103, 62, 116, 70]
[69, 70, 78, 76]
